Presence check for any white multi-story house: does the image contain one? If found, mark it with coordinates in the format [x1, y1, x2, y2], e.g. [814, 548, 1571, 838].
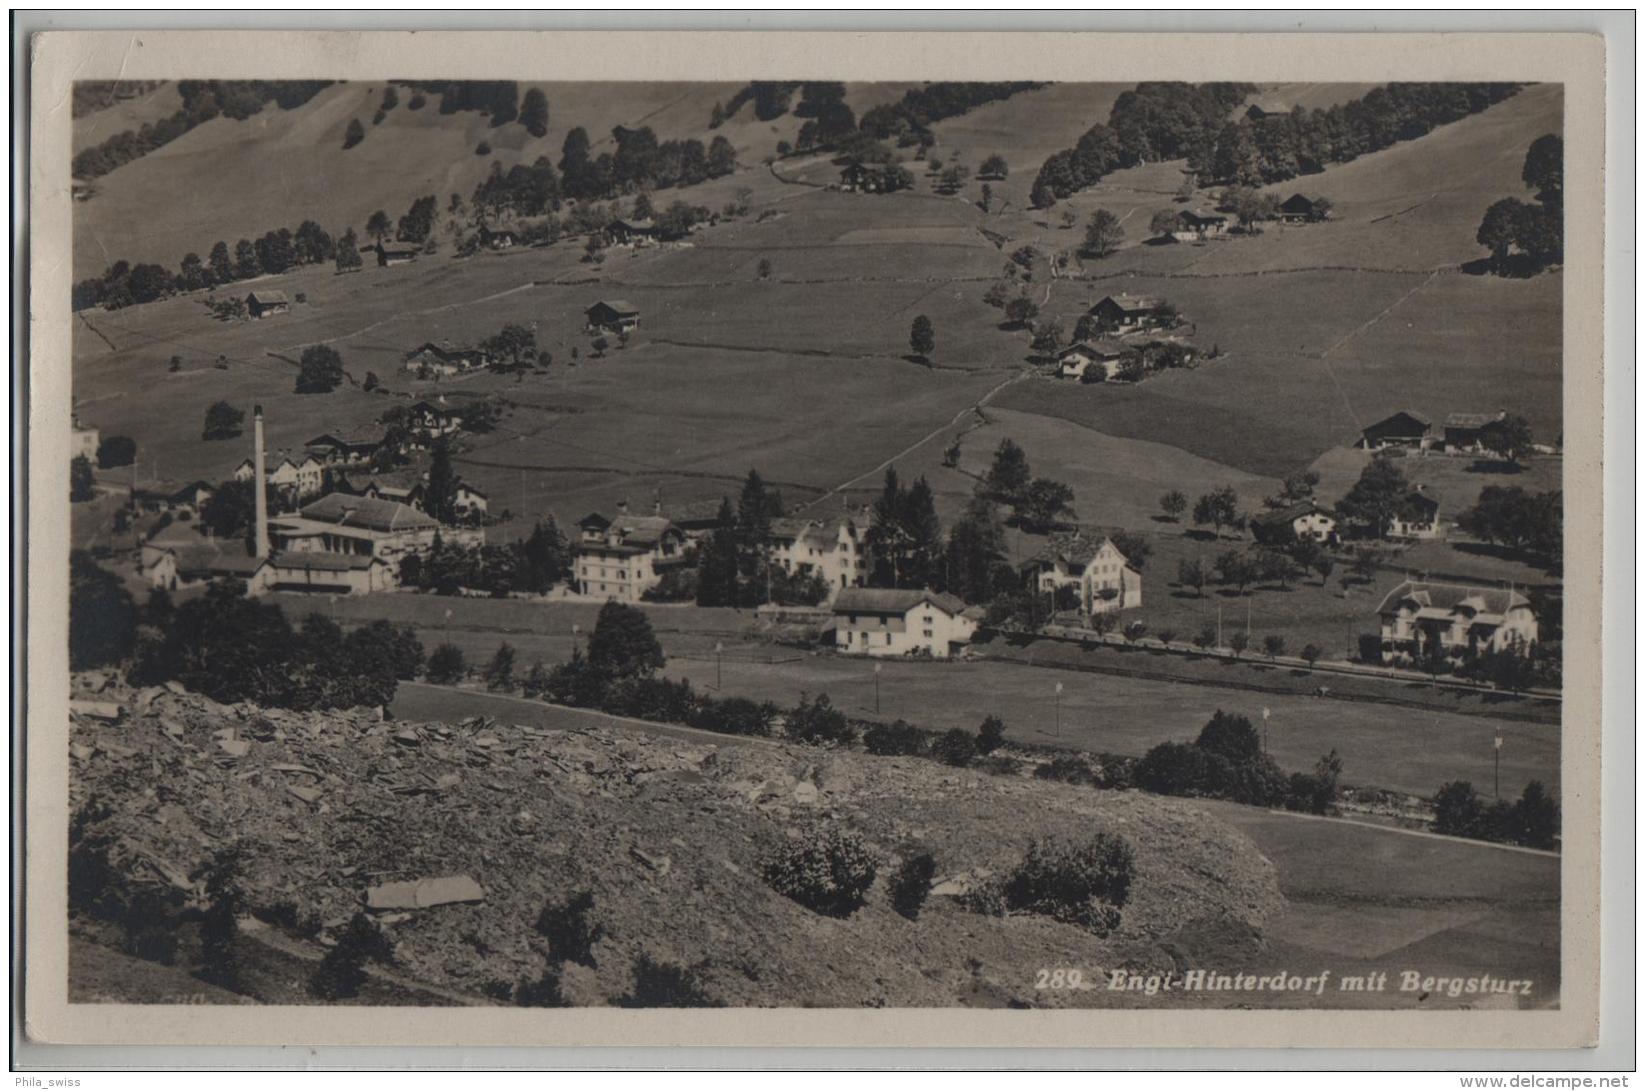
[832, 588, 980, 658]
[1023, 534, 1143, 615]
[572, 508, 689, 601]
[1377, 581, 1538, 663]
[765, 516, 870, 599]
[1387, 488, 1442, 540]
[1250, 501, 1339, 546]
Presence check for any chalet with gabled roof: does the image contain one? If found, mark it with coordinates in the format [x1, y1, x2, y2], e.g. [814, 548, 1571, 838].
[245, 290, 290, 319]
[585, 300, 641, 334]
[1359, 410, 1433, 450]
[832, 587, 980, 658]
[1089, 293, 1173, 332]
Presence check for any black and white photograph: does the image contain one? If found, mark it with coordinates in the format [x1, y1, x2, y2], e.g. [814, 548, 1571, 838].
[23, 27, 1613, 1053]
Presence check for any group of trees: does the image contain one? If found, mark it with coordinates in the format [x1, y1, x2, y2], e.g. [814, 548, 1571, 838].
[72, 80, 332, 180]
[693, 471, 829, 609]
[558, 125, 738, 204]
[1032, 81, 1521, 208]
[1134, 709, 1343, 814]
[979, 438, 1078, 531]
[398, 80, 524, 127]
[294, 344, 347, 394]
[1433, 779, 1559, 849]
[1476, 134, 1563, 275]
[398, 519, 571, 596]
[714, 81, 1039, 150]
[74, 218, 345, 311]
[1457, 486, 1563, 570]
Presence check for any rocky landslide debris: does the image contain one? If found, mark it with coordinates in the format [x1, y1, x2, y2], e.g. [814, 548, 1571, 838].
[68, 672, 1286, 1007]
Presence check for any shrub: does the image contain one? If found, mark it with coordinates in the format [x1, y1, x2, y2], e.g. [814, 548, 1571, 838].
[476, 140, 492, 156]
[863, 719, 927, 757]
[1135, 741, 1231, 797]
[616, 955, 721, 1007]
[1092, 752, 1138, 790]
[997, 834, 1133, 934]
[96, 434, 137, 469]
[425, 643, 466, 684]
[974, 754, 1024, 777]
[889, 850, 937, 920]
[535, 891, 603, 968]
[785, 692, 855, 746]
[121, 889, 180, 965]
[976, 715, 1006, 755]
[309, 913, 391, 1000]
[1034, 755, 1098, 786]
[1195, 710, 1261, 765]
[762, 824, 880, 918]
[932, 728, 977, 767]
[1433, 780, 1484, 837]
[514, 968, 570, 1007]
[195, 847, 246, 990]
[687, 695, 777, 737]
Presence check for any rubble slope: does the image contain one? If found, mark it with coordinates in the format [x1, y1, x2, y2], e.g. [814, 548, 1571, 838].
[69, 676, 1286, 1007]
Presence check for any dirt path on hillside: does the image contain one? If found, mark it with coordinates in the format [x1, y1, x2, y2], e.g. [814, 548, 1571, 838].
[272, 280, 542, 355]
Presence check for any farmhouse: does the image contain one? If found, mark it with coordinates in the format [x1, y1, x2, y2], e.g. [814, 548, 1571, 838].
[403, 341, 488, 376]
[72, 419, 100, 461]
[360, 477, 427, 510]
[1250, 501, 1339, 546]
[1088, 293, 1173, 332]
[572, 508, 690, 602]
[408, 400, 463, 440]
[1056, 339, 1132, 381]
[1443, 411, 1508, 452]
[1359, 410, 1433, 450]
[838, 162, 906, 194]
[1171, 210, 1230, 241]
[1245, 99, 1292, 122]
[375, 241, 420, 266]
[245, 290, 290, 319]
[585, 300, 642, 335]
[1387, 487, 1442, 540]
[165, 480, 216, 516]
[454, 482, 489, 518]
[1023, 534, 1144, 617]
[139, 524, 265, 591]
[305, 433, 382, 465]
[1377, 581, 1538, 663]
[1277, 194, 1327, 223]
[832, 588, 979, 658]
[765, 516, 871, 598]
[479, 227, 519, 250]
[608, 218, 658, 246]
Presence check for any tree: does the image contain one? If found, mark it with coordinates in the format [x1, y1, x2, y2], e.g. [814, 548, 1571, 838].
[95, 435, 137, 469]
[1336, 458, 1412, 537]
[1197, 710, 1261, 765]
[1228, 631, 1249, 658]
[1480, 414, 1535, 467]
[1082, 209, 1125, 258]
[1176, 556, 1207, 598]
[233, 239, 260, 280]
[909, 314, 935, 362]
[425, 438, 460, 525]
[483, 323, 537, 372]
[977, 715, 1006, 755]
[1013, 478, 1075, 531]
[426, 643, 466, 684]
[756, 257, 772, 280]
[365, 210, 392, 244]
[1149, 209, 1180, 239]
[1432, 780, 1484, 838]
[982, 438, 1032, 504]
[362, 370, 380, 392]
[1262, 635, 1287, 661]
[980, 153, 1009, 179]
[1522, 134, 1562, 209]
[1300, 643, 1322, 668]
[199, 479, 256, 542]
[485, 641, 517, 691]
[70, 551, 138, 669]
[209, 241, 234, 285]
[943, 496, 1007, 604]
[1159, 489, 1187, 522]
[343, 118, 365, 149]
[707, 135, 738, 177]
[202, 400, 244, 441]
[1003, 294, 1039, 329]
[294, 345, 346, 394]
[335, 227, 363, 272]
[1192, 485, 1242, 539]
[587, 601, 664, 680]
[520, 87, 550, 137]
[979, 182, 993, 212]
[982, 281, 1011, 309]
[1312, 554, 1335, 587]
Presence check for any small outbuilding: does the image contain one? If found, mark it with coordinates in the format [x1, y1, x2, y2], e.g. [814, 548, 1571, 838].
[585, 299, 642, 334]
[245, 290, 290, 318]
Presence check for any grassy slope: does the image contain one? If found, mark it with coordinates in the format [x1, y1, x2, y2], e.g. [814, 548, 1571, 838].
[72, 82, 186, 155]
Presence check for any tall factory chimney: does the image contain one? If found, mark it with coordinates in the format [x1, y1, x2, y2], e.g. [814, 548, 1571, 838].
[252, 404, 269, 559]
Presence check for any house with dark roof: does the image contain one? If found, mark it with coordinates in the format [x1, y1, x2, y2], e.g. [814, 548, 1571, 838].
[245, 290, 290, 319]
[480, 226, 520, 250]
[305, 433, 382, 465]
[1443, 411, 1508, 453]
[572, 507, 689, 601]
[375, 241, 420, 266]
[408, 400, 463, 440]
[1056, 339, 1133, 381]
[1359, 410, 1433, 450]
[1277, 193, 1330, 223]
[140, 524, 265, 591]
[1250, 501, 1339, 547]
[251, 551, 395, 596]
[832, 587, 981, 658]
[1088, 293, 1173, 332]
[585, 300, 641, 334]
[268, 492, 478, 571]
[1021, 533, 1143, 616]
[403, 341, 488, 376]
[1171, 210, 1230, 241]
[1377, 581, 1538, 663]
[608, 218, 658, 246]
[1245, 99, 1292, 122]
[1387, 488, 1443, 540]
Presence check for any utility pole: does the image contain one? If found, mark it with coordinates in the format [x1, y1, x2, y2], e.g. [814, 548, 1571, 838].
[571, 623, 581, 659]
[1493, 732, 1503, 800]
[1217, 602, 1223, 649]
[1261, 706, 1271, 755]
[873, 662, 882, 714]
[715, 641, 724, 691]
[1054, 680, 1063, 738]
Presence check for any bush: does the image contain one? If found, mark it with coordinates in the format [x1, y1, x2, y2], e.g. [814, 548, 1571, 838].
[1092, 752, 1138, 790]
[513, 968, 569, 1007]
[932, 728, 977, 767]
[762, 824, 880, 918]
[687, 695, 777, 737]
[889, 850, 937, 920]
[997, 834, 1133, 934]
[70, 551, 139, 670]
[476, 141, 492, 156]
[309, 913, 391, 1000]
[95, 434, 137, 469]
[1034, 755, 1098, 786]
[196, 847, 247, 990]
[121, 889, 180, 965]
[976, 715, 1006, 755]
[615, 955, 721, 1008]
[785, 692, 855, 746]
[974, 753, 1024, 777]
[535, 891, 603, 968]
[863, 719, 927, 757]
[425, 642, 466, 684]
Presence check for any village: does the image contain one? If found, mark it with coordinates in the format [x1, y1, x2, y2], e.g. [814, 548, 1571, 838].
[63, 77, 1566, 1009]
